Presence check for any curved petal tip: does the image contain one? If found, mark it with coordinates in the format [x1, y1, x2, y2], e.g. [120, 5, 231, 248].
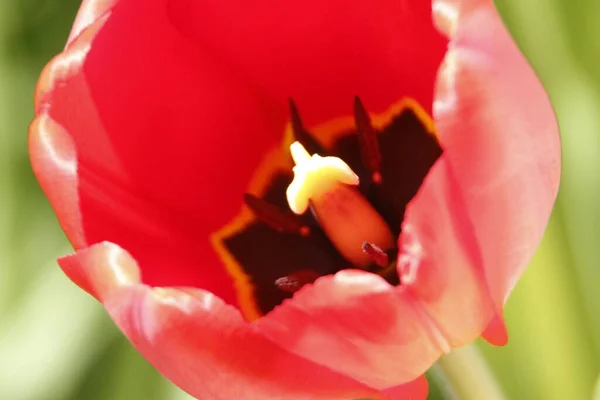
[58, 242, 141, 302]
[29, 115, 86, 248]
[67, 0, 120, 46]
[384, 375, 429, 400]
[58, 243, 390, 400]
[257, 269, 441, 389]
[481, 314, 509, 346]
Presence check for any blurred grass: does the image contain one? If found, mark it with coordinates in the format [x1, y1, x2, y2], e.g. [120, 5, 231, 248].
[479, 1, 600, 399]
[0, 0, 599, 399]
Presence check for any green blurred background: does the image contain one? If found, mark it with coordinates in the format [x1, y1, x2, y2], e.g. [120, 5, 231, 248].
[0, 0, 598, 399]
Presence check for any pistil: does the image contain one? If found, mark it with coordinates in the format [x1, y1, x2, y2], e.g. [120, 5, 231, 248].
[286, 142, 394, 268]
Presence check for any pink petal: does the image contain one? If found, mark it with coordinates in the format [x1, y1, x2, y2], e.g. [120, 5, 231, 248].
[384, 376, 429, 400]
[256, 157, 502, 388]
[58, 242, 391, 400]
[29, 115, 85, 249]
[67, 0, 119, 46]
[398, 156, 496, 348]
[31, 13, 114, 249]
[256, 270, 441, 389]
[433, 0, 561, 311]
[481, 314, 508, 346]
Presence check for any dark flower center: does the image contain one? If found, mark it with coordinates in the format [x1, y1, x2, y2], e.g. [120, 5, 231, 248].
[215, 97, 442, 320]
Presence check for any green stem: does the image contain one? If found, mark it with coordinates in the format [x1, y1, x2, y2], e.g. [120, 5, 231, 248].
[430, 344, 506, 400]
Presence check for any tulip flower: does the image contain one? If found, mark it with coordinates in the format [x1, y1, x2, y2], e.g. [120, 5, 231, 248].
[30, 0, 560, 398]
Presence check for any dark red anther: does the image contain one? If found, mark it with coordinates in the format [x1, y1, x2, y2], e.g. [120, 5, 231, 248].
[244, 193, 310, 236]
[362, 241, 389, 267]
[354, 96, 382, 183]
[275, 269, 321, 293]
[288, 98, 326, 155]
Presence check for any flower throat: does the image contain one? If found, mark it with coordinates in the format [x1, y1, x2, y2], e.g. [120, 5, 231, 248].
[213, 97, 442, 320]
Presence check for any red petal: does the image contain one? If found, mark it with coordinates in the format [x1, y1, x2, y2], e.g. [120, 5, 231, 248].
[432, 0, 560, 312]
[33, 0, 450, 303]
[77, 0, 285, 229]
[33, 0, 451, 308]
[58, 242, 390, 400]
[34, 1, 274, 302]
[167, 0, 446, 121]
[256, 270, 441, 389]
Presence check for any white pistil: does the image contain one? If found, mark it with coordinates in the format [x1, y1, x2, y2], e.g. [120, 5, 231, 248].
[290, 141, 312, 165]
[286, 142, 359, 214]
[286, 142, 394, 268]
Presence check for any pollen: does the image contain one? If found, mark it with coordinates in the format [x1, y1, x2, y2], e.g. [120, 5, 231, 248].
[286, 141, 359, 214]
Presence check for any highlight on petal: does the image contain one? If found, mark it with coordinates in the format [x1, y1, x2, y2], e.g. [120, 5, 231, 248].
[256, 269, 441, 389]
[29, 115, 85, 249]
[30, 8, 113, 250]
[58, 242, 140, 302]
[67, 0, 120, 46]
[431, 0, 560, 334]
[58, 242, 391, 400]
[35, 5, 108, 113]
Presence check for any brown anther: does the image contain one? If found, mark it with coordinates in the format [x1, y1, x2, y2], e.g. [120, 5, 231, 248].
[289, 98, 325, 155]
[275, 269, 321, 293]
[244, 193, 310, 236]
[354, 96, 382, 183]
[362, 241, 389, 268]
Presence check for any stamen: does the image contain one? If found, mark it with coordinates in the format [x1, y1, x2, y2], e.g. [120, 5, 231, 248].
[362, 241, 389, 268]
[288, 99, 325, 155]
[244, 193, 310, 236]
[354, 96, 383, 183]
[275, 269, 321, 293]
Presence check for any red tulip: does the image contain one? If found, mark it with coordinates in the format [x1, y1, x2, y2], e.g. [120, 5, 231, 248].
[30, 0, 560, 398]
